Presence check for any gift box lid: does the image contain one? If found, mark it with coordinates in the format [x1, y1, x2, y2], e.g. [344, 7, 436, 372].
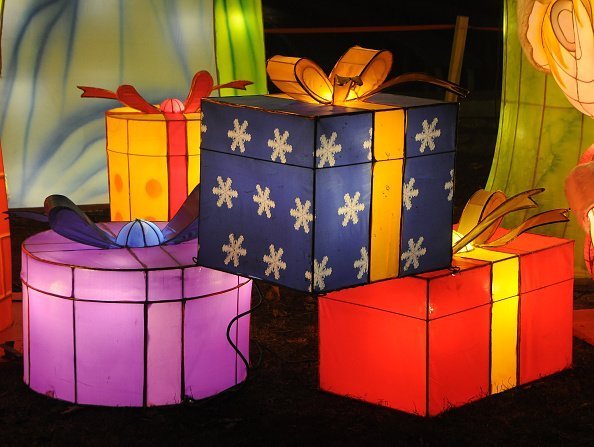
[201, 93, 457, 169]
[322, 256, 491, 321]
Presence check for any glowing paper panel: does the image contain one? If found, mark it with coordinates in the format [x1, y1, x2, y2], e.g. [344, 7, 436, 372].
[487, 0, 594, 276]
[0, 0, 266, 208]
[198, 93, 457, 293]
[0, 142, 11, 331]
[106, 107, 201, 221]
[319, 229, 573, 416]
[21, 223, 252, 407]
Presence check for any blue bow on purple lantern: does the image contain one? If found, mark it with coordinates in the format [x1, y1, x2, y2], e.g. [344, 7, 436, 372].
[17, 185, 200, 248]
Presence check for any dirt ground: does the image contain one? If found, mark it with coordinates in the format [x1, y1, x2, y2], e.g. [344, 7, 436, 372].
[1, 99, 594, 446]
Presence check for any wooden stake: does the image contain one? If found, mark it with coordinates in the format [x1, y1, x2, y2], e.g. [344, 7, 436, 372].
[445, 16, 469, 102]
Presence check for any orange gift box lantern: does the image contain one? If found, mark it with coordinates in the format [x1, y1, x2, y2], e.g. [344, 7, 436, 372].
[319, 189, 573, 416]
[79, 72, 252, 221]
[0, 142, 11, 331]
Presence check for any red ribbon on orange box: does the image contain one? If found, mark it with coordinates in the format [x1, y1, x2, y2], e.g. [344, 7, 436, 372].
[79, 72, 252, 219]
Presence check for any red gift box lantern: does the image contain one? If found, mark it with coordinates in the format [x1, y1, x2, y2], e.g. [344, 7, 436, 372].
[319, 189, 573, 416]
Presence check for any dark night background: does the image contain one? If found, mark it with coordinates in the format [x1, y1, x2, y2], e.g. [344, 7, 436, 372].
[261, 0, 504, 100]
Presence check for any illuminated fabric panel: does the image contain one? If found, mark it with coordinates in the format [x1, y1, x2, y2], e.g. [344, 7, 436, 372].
[370, 160, 403, 280]
[0, 143, 11, 330]
[0, 0, 266, 207]
[491, 296, 519, 393]
[487, 0, 594, 276]
[21, 223, 252, 407]
[198, 93, 457, 293]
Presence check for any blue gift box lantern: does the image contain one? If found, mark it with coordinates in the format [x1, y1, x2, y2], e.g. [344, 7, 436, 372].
[198, 47, 464, 293]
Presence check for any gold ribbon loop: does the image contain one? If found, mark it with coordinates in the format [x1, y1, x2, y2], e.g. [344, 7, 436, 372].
[266, 45, 467, 106]
[453, 188, 569, 254]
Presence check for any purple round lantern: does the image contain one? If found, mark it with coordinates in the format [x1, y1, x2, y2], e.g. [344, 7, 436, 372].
[21, 221, 252, 407]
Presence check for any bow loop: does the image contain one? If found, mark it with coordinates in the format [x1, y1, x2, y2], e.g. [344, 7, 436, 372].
[266, 45, 467, 106]
[452, 188, 569, 254]
[78, 71, 253, 113]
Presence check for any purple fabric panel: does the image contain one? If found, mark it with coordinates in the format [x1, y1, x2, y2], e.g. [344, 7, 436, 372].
[148, 269, 183, 302]
[21, 250, 28, 284]
[184, 267, 238, 298]
[161, 241, 196, 265]
[131, 247, 181, 269]
[147, 302, 182, 406]
[184, 291, 240, 400]
[22, 286, 29, 384]
[28, 289, 75, 402]
[22, 229, 73, 245]
[74, 268, 146, 302]
[236, 282, 252, 382]
[75, 301, 144, 406]
[26, 255, 72, 297]
[44, 249, 142, 269]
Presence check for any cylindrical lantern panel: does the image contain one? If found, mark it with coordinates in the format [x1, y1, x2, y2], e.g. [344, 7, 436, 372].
[21, 223, 251, 407]
[106, 108, 202, 222]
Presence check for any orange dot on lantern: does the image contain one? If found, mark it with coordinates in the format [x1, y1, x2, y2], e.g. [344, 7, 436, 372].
[145, 179, 162, 198]
[114, 174, 123, 192]
[114, 211, 123, 221]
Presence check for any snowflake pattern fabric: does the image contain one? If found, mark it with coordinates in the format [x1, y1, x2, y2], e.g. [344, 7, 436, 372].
[228, 118, 251, 153]
[263, 244, 287, 280]
[403, 178, 419, 211]
[401, 237, 427, 271]
[199, 95, 457, 292]
[415, 117, 441, 153]
[253, 184, 276, 218]
[268, 128, 293, 163]
[212, 176, 238, 209]
[316, 132, 342, 168]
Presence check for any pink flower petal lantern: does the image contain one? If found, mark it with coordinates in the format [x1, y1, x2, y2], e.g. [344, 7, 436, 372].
[20, 192, 252, 406]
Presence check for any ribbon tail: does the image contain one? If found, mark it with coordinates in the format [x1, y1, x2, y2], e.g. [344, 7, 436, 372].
[6, 210, 48, 222]
[481, 209, 570, 248]
[359, 73, 470, 100]
[212, 80, 254, 91]
[183, 71, 215, 113]
[77, 86, 118, 100]
[453, 189, 545, 253]
[162, 184, 200, 245]
[116, 85, 161, 113]
[44, 195, 119, 249]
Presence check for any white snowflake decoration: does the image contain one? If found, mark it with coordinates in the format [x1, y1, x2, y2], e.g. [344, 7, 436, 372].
[316, 132, 342, 168]
[290, 197, 314, 233]
[200, 111, 207, 133]
[212, 176, 238, 209]
[268, 128, 293, 163]
[263, 244, 287, 280]
[354, 247, 369, 279]
[253, 184, 276, 218]
[305, 256, 333, 292]
[363, 128, 373, 161]
[338, 192, 365, 227]
[414, 117, 441, 153]
[403, 178, 419, 211]
[227, 118, 251, 153]
[222, 233, 247, 267]
[444, 169, 454, 201]
[400, 237, 427, 271]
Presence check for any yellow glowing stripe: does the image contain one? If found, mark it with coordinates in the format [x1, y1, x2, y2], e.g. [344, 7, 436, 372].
[491, 296, 518, 394]
[370, 160, 403, 281]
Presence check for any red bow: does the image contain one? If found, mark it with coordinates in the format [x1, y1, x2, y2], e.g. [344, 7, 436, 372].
[78, 71, 252, 113]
